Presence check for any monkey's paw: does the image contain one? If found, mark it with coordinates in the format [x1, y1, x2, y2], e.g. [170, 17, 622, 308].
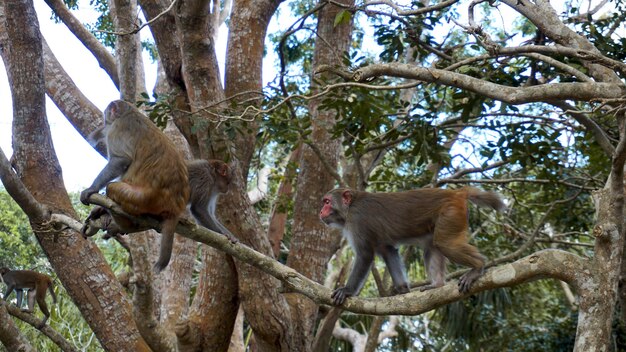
[225, 233, 239, 244]
[392, 284, 410, 295]
[419, 282, 444, 292]
[80, 188, 98, 205]
[331, 287, 353, 305]
[458, 268, 483, 293]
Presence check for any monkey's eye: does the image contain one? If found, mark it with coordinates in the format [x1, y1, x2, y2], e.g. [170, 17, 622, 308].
[323, 198, 330, 205]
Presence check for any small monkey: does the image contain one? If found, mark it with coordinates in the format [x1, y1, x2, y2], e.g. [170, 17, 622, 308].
[320, 187, 505, 305]
[0, 267, 57, 328]
[80, 100, 190, 272]
[82, 159, 238, 243]
[187, 159, 238, 243]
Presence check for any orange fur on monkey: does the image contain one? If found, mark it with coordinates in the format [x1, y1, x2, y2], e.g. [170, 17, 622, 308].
[81, 100, 190, 272]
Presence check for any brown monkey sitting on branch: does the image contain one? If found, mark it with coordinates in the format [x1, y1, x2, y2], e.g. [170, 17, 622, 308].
[0, 267, 57, 328]
[80, 100, 190, 272]
[319, 187, 505, 305]
[82, 159, 238, 244]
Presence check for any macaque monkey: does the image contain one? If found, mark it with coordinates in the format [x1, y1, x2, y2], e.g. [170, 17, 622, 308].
[82, 159, 238, 243]
[80, 100, 190, 272]
[187, 159, 238, 243]
[0, 267, 57, 328]
[319, 187, 505, 305]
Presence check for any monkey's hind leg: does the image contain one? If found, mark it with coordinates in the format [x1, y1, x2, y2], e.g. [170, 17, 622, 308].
[433, 204, 486, 293]
[34, 286, 51, 328]
[436, 241, 485, 293]
[106, 181, 154, 215]
[82, 206, 112, 238]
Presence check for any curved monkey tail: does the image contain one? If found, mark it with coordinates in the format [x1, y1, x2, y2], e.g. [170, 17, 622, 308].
[48, 281, 57, 304]
[464, 187, 506, 212]
[153, 217, 178, 273]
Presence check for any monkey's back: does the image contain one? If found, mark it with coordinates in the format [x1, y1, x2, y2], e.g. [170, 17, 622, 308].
[4, 270, 52, 289]
[348, 188, 469, 244]
[107, 112, 190, 217]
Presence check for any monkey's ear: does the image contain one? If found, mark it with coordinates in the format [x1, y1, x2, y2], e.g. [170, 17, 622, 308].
[341, 190, 352, 206]
[217, 164, 229, 177]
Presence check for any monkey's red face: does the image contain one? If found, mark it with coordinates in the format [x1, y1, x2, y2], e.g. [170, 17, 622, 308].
[319, 196, 333, 220]
[320, 195, 346, 228]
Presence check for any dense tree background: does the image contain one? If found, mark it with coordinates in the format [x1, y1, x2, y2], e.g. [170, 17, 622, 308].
[1, 0, 626, 351]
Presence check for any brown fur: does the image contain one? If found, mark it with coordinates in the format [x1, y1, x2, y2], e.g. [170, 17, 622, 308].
[81, 100, 190, 272]
[82, 158, 238, 245]
[0, 268, 57, 328]
[320, 187, 505, 304]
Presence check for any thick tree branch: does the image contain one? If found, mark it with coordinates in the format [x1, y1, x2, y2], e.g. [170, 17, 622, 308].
[4, 303, 78, 352]
[0, 305, 32, 351]
[444, 46, 607, 75]
[42, 37, 106, 157]
[67, 194, 587, 316]
[43, 0, 119, 88]
[352, 63, 626, 104]
[0, 148, 48, 222]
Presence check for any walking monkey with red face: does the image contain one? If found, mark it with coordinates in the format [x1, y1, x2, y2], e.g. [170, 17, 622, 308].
[320, 187, 505, 305]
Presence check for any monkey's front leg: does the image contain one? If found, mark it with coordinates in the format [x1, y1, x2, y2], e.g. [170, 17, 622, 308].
[379, 245, 410, 295]
[190, 203, 238, 244]
[2, 286, 14, 302]
[332, 250, 374, 305]
[419, 246, 446, 291]
[80, 156, 130, 204]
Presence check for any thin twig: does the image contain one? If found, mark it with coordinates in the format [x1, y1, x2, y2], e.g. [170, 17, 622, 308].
[96, 0, 178, 36]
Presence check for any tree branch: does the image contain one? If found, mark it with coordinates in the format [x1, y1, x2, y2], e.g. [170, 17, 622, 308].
[551, 101, 615, 157]
[435, 160, 508, 186]
[42, 37, 107, 157]
[4, 303, 78, 352]
[97, 0, 178, 36]
[352, 63, 625, 104]
[43, 0, 119, 88]
[363, 0, 460, 16]
[64, 194, 587, 316]
[0, 148, 48, 222]
[303, 140, 345, 187]
[441, 177, 597, 190]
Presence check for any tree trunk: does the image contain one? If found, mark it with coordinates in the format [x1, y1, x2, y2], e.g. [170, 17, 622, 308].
[111, 0, 144, 101]
[224, 0, 283, 175]
[0, 305, 33, 352]
[0, 1, 150, 350]
[286, 0, 355, 349]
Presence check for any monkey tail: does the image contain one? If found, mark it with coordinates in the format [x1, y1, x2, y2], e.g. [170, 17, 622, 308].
[153, 217, 178, 273]
[464, 187, 506, 212]
[48, 282, 57, 304]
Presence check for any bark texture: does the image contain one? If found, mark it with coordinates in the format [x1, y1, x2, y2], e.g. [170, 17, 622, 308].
[0, 1, 150, 351]
[286, 0, 355, 349]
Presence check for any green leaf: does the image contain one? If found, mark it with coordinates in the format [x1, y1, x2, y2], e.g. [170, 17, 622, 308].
[334, 10, 351, 27]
